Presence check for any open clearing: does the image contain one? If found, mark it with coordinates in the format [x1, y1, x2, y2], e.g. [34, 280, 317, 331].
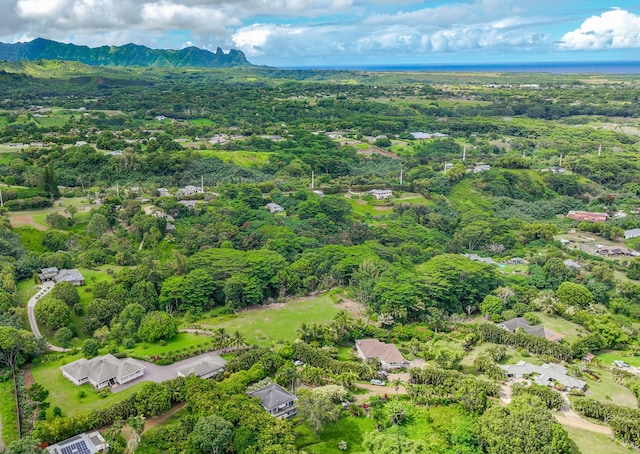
[195, 293, 351, 346]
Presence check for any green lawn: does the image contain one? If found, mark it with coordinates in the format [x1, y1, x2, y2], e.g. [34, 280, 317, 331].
[195, 149, 272, 167]
[296, 404, 472, 453]
[535, 313, 588, 342]
[393, 192, 433, 206]
[29, 354, 142, 417]
[196, 294, 342, 346]
[345, 197, 392, 218]
[126, 332, 213, 358]
[0, 378, 19, 445]
[595, 350, 640, 368]
[583, 367, 637, 407]
[564, 425, 633, 454]
[14, 226, 46, 253]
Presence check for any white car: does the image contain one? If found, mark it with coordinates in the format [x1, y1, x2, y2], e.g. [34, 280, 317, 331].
[370, 379, 386, 386]
[293, 360, 304, 366]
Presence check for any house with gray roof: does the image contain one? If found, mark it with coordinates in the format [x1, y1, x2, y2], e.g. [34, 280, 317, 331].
[625, 228, 640, 240]
[176, 355, 227, 379]
[265, 202, 284, 214]
[54, 268, 85, 286]
[38, 267, 59, 282]
[46, 431, 108, 454]
[61, 354, 145, 390]
[498, 317, 564, 342]
[500, 361, 586, 391]
[249, 383, 297, 418]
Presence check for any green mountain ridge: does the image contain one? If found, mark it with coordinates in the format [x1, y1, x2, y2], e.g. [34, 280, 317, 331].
[0, 38, 252, 68]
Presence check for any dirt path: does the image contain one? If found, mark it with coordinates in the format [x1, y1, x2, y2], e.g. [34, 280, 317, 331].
[144, 403, 185, 432]
[554, 414, 613, 435]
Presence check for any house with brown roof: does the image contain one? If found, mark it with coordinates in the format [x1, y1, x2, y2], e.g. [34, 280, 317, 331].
[567, 210, 608, 223]
[595, 245, 638, 257]
[355, 339, 409, 370]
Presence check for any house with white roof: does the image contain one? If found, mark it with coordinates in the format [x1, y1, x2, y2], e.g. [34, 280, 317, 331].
[367, 189, 392, 200]
[265, 203, 284, 214]
[60, 354, 145, 390]
[46, 431, 108, 454]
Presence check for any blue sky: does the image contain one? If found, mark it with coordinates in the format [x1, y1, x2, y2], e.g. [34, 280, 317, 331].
[1, 0, 639, 66]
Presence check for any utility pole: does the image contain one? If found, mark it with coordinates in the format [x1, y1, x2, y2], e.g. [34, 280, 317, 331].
[311, 170, 315, 189]
[463, 145, 466, 162]
[559, 153, 563, 167]
[399, 165, 403, 186]
[116, 182, 119, 198]
[0, 188, 3, 207]
[201, 175, 204, 193]
[598, 145, 602, 158]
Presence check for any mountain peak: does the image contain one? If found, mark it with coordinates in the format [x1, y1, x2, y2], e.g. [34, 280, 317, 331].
[0, 38, 251, 68]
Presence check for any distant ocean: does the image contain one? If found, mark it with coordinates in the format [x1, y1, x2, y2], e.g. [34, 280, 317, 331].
[284, 61, 640, 74]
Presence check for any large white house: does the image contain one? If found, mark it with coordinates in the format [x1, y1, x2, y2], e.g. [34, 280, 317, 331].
[367, 189, 392, 200]
[355, 339, 409, 370]
[60, 354, 145, 390]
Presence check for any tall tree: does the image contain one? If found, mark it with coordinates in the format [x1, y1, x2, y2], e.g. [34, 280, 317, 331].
[189, 415, 234, 454]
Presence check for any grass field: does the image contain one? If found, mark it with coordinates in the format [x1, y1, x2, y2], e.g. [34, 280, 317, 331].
[8, 197, 93, 230]
[0, 378, 19, 446]
[14, 226, 46, 253]
[296, 403, 472, 453]
[393, 192, 433, 206]
[345, 196, 393, 218]
[30, 353, 142, 417]
[126, 332, 213, 358]
[195, 149, 272, 167]
[196, 294, 342, 346]
[564, 425, 633, 454]
[595, 351, 640, 368]
[583, 367, 637, 407]
[535, 313, 588, 342]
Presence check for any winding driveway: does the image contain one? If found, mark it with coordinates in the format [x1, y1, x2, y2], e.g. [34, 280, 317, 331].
[26, 281, 66, 352]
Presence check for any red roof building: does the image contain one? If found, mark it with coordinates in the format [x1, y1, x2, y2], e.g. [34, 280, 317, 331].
[567, 210, 608, 223]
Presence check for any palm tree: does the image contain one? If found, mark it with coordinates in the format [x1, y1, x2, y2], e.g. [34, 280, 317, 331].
[230, 330, 246, 348]
[391, 377, 403, 400]
[296, 323, 311, 342]
[212, 328, 230, 348]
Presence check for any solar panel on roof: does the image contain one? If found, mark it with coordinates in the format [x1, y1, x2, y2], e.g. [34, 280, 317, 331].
[60, 440, 90, 454]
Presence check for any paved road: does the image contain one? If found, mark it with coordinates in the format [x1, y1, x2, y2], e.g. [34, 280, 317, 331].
[109, 351, 232, 393]
[26, 281, 66, 352]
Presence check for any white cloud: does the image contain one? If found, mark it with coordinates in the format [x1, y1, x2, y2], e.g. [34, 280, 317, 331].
[559, 9, 640, 50]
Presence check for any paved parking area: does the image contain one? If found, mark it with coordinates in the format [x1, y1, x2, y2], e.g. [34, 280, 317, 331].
[110, 352, 227, 393]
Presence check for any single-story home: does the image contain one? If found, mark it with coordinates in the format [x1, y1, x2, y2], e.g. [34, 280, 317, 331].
[39, 268, 85, 286]
[368, 189, 392, 200]
[355, 339, 410, 370]
[312, 190, 325, 197]
[265, 203, 284, 214]
[157, 188, 171, 197]
[249, 383, 297, 419]
[500, 361, 586, 391]
[46, 431, 108, 454]
[61, 354, 145, 390]
[54, 268, 86, 286]
[177, 185, 203, 197]
[38, 267, 59, 282]
[176, 355, 227, 379]
[473, 164, 491, 173]
[625, 228, 640, 240]
[567, 210, 608, 223]
[563, 259, 582, 271]
[498, 317, 564, 342]
[178, 200, 198, 209]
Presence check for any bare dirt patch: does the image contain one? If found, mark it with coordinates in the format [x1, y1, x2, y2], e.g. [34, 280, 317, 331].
[9, 214, 47, 231]
[23, 369, 35, 387]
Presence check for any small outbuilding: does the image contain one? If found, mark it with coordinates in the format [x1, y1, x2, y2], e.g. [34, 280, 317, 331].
[176, 355, 227, 379]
